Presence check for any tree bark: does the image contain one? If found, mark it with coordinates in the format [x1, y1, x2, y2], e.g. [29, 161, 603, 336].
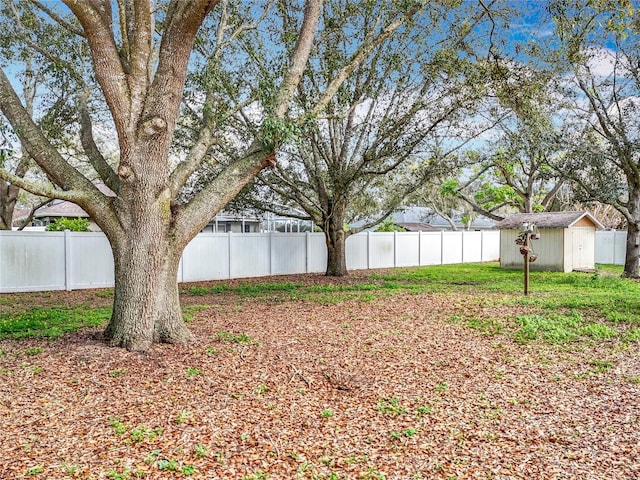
[622, 205, 640, 278]
[0, 181, 18, 230]
[323, 197, 348, 276]
[104, 226, 193, 352]
[325, 228, 348, 276]
[623, 221, 640, 278]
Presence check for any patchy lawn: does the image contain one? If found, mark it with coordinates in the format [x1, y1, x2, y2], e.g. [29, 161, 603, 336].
[1, 264, 639, 479]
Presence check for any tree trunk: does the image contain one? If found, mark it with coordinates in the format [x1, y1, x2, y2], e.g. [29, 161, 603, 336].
[0, 179, 19, 230]
[623, 221, 640, 278]
[325, 228, 348, 276]
[324, 197, 348, 276]
[104, 220, 193, 352]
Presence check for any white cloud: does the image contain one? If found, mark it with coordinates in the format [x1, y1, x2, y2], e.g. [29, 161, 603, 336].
[583, 46, 627, 78]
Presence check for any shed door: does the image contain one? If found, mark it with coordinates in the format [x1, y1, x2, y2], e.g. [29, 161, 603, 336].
[572, 227, 594, 270]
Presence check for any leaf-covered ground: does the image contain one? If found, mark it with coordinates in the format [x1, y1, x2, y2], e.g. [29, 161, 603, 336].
[1, 270, 639, 479]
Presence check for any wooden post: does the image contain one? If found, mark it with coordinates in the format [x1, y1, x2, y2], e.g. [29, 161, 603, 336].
[524, 231, 530, 295]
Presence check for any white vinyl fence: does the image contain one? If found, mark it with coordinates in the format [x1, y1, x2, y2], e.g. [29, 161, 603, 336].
[595, 230, 628, 265]
[0, 230, 500, 293]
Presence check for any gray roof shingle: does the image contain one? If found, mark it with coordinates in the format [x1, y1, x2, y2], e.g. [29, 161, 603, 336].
[494, 211, 604, 230]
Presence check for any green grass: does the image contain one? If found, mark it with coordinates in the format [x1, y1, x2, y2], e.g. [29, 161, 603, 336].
[0, 306, 111, 340]
[182, 305, 211, 323]
[215, 331, 257, 344]
[186, 282, 299, 297]
[2, 262, 639, 345]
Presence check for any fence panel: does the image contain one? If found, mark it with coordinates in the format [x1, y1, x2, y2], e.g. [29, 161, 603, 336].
[614, 231, 628, 264]
[462, 231, 483, 263]
[369, 233, 395, 268]
[0, 231, 66, 292]
[420, 232, 443, 265]
[271, 234, 307, 275]
[69, 233, 114, 289]
[230, 233, 271, 278]
[595, 230, 628, 265]
[595, 230, 615, 264]
[182, 234, 230, 282]
[442, 232, 463, 264]
[482, 231, 500, 261]
[307, 233, 328, 273]
[346, 233, 369, 270]
[396, 232, 420, 267]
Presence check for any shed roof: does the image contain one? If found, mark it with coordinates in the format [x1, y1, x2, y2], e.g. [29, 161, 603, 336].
[494, 211, 604, 230]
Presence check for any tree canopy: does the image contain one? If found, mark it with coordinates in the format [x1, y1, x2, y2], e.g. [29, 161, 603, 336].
[0, 0, 435, 350]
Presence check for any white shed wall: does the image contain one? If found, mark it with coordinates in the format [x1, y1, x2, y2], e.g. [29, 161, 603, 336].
[500, 228, 567, 271]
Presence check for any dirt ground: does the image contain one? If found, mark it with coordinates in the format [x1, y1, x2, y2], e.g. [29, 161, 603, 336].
[0, 274, 639, 479]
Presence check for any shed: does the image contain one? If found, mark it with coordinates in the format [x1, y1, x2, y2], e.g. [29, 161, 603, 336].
[495, 211, 604, 272]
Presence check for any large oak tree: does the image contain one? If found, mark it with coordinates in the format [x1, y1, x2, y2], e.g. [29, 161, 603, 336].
[234, 0, 497, 276]
[550, 0, 640, 277]
[0, 0, 421, 350]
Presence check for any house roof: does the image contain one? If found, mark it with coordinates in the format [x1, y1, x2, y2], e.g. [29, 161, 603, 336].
[34, 199, 89, 219]
[12, 207, 31, 222]
[494, 211, 604, 230]
[391, 206, 496, 229]
[395, 222, 438, 232]
[33, 182, 116, 219]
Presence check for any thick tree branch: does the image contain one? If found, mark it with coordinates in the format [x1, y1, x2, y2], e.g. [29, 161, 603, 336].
[0, 168, 85, 203]
[168, 127, 215, 196]
[62, 0, 131, 128]
[78, 92, 120, 193]
[306, 6, 423, 119]
[0, 68, 119, 231]
[173, 140, 268, 243]
[0, 69, 88, 192]
[272, 0, 323, 118]
[144, 1, 219, 128]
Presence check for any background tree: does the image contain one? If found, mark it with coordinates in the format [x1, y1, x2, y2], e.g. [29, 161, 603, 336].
[234, 0, 498, 275]
[407, 174, 479, 230]
[0, 0, 426, 350]
[549, 0, 640, 277]
[442, 62, 567, 221]
[0, 0, 50, 229]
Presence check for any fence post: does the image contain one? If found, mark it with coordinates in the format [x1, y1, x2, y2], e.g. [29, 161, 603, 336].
[367, 231, 371, 270]
[64, 230, 72, 291]
[228, 232, 232, 279]
[461, 231, 465, 264]
[306, 231, 310, 273]
[480, 230, 485, 262]
[440, 230, 444, 264]
[418, 231, 422, 266]
[393, 231, 398, 267]
[269, 231, 274, 275]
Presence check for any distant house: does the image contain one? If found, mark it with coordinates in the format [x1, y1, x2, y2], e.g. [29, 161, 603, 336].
[391, 206, 495, 231]
[394, 222, 438, 232]
[201, 211, 261, 233]
[31, 199, 99, 231]
[10, 207, 33, 229]
[27, 181, 261, 233]
[495, 211, 604, 272]
[32, 202, 262, 234]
